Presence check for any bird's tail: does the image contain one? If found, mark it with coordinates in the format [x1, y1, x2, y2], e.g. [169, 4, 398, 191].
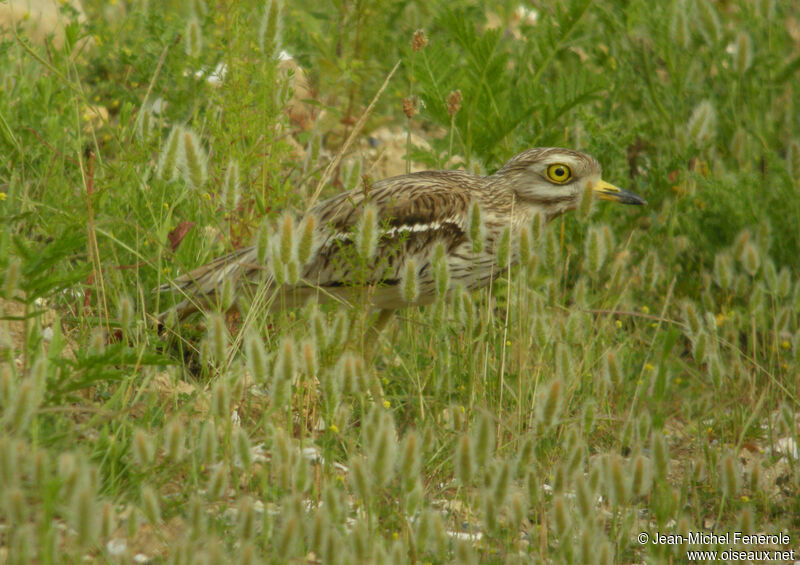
[156, 245, 263, 321]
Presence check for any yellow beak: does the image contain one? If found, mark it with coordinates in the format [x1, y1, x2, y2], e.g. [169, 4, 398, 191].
[592, 179, 647, 205]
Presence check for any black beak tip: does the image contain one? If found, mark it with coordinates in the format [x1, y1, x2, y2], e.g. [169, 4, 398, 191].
[621, 191, 647, 206]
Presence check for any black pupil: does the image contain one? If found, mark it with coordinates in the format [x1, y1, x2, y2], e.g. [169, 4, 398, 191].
[555, 167, 565, 177]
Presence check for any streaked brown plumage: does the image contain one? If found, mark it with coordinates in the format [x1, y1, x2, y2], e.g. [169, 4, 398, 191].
[158, 148, 645, 321]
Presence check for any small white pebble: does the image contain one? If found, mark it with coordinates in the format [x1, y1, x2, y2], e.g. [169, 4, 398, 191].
[106, 538, 127, 556]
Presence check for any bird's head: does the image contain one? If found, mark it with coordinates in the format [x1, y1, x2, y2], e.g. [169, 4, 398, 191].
[492, 148, 646, 218]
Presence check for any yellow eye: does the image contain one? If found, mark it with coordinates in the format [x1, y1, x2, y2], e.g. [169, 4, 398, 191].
[546, 163, 572, 184]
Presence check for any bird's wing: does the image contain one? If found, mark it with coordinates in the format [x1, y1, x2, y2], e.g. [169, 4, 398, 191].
[310, 170, 475, 232]
[303, 170, 478, 287]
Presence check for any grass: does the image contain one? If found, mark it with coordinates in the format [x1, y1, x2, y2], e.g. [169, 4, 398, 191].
[2, 0, 800, 562]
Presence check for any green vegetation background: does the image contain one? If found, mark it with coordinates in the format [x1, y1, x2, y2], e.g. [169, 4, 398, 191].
[1, 0, 800, 563]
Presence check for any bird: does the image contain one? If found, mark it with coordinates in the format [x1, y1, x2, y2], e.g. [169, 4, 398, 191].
[157, 147, 645, 325]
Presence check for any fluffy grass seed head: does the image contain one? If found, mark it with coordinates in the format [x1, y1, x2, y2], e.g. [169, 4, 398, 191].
[118, 294, 133, 334]
[7, 373, 42, 433]
[776, 266, 791, 298]
[300, 338, 318, 378]
[536, 378, 564, 428]
[349, 455, 372, 505]
[533, 312, 550, 347]
[730, 128, 748, 164]
[354, 204, 378, 261]
[606, 454, 628, 506]
[71, 481, 98, 547]
[432, 243, 450, 298]
[137, 106, 155, 142]
[687, 100, 717, 145]
[207, 463, 229, 500]
[509, 490, 527, 532]
[696, 0, 721, 45]
[651, 431, 670, 478]
[555, 343, 573, 382]
[279, 213, 296, 267]
[58, 452, 80, 501]
[518, 225, 533, 267]
[338, 352, 361, 396]
[402, 259, 419, 304]
[578, 181, 594, 220]
[4, 257, 20, 300]
[733, 229, 751, 259]
[309, 306, 329, 347]
[642, 250, 660, 290]
[474, 410, 495, 467]
[738, 506, 754, 536]
[403, 477, 424, 516]
[163, 419, 185, 462]
[707, 352, 725, 388]
[720, 452, 740, 498]
[399, 431, 422, 491]
[342, 158, 362, 191]
[285, 258, 300, 286]
[257, 219, 271, 264]
[763, 259, 778, 293]
[713, 252, 733, 290]
[303, 131, 322, 174]
[272, 337, 296, 405]
[321, 358, 344, 408]
[492, 458, 511, 507]
[670, 0, 691, 49]
[468, 202, 484, 253]
[211, 379, 231, 420]
[741, 242, 760, 276]
[691, 331, 708, 364]
[582, 399, 597, 434]
[545, 223, 561, 265]
[0, 439, 19, 491]
[206, 313, 228, 364]
[180, 128, 208, 190]
[455, 434, 474, 485]
[237, 497, 257, 541]
[732, 32, 753, 75]
[682, 300, 702, 337]
[245, 332, 268, 384]
[631, 454, 652, 497]
[328, 310, 349, 348]
[185, 16, 202, 58]
[297, 214, 316, 266]
[219, 275, 235, 312]
[497, 226, 511, 269]
[157, 126, 182, 181]
[221, 160, 240, 211]
[575, 474, 593, 517]
[756, 0, 775, 18]
[368, 411, 398, 487]
[100, 501, 115, 540]
[234, 427, 252, 471]
[132, 428, 156, 467]
[585, 225, 608, 274]
[259, 0, 282, 57]
[531, 211, 545, 241]
[141, 484, 161, 524]
[552, 493, 570, 536]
